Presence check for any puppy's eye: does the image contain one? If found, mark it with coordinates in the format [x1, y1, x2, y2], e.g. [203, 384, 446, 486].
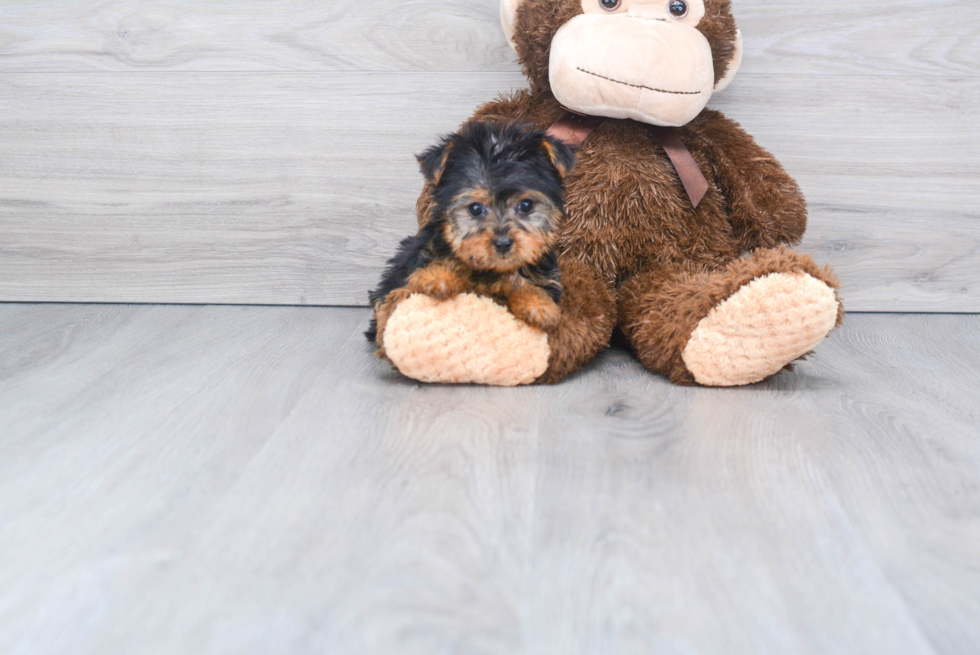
[599, 0, 621, 11]
[517, 199, 535, 214]
[467, 203, 486, 218]
[668, 0, 688, 17]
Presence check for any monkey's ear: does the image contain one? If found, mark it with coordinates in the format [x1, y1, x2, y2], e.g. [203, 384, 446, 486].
[541, 135, 576, 180]
[416, 141, 453, 186]
[714, 30, 743, 93]
[500, 0, 523, 53]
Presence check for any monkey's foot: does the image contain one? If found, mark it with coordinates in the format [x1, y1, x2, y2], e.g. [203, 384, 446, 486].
[681, 272, 840, 387]
[382, 293, 550, 386]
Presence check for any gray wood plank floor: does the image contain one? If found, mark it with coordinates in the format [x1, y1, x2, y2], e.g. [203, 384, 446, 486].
[1, 1, 979, 310]
[1, 304, 978, 654]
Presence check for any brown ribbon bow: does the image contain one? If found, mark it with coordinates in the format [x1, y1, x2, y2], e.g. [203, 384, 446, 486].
[546, 113, 709, 209]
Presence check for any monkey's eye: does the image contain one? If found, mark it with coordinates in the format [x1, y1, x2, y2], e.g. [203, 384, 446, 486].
[668, 0, 688, 17]
[517, 199, 535, 214]
[599, 0, 621, 11]
[467, 203, 486, 218]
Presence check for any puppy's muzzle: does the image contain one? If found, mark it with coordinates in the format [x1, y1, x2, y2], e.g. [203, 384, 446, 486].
[493, 235, 515, 255]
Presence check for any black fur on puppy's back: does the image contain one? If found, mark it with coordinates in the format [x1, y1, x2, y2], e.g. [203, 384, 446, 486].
[363, 220, 451, 342]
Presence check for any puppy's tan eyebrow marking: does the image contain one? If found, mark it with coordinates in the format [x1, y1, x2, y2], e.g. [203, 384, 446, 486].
[451, 188, 491, 208]
[576, 67, 702, 95]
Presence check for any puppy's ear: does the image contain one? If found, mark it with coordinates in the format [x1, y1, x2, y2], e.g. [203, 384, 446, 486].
[416, 139, 453, 186]
[540, 135, 576, 179]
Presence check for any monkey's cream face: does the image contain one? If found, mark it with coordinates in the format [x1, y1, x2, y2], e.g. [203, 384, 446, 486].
[547, 0, 730, 127]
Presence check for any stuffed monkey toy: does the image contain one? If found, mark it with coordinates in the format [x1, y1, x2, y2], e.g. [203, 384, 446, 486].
[375, 0, 843, 387]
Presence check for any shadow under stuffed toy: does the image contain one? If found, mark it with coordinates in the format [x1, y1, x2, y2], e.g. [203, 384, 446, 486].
[375, 0, 844, 387]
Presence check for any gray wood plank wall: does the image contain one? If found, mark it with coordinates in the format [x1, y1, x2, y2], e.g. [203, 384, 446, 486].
[1, 0, 978, 310]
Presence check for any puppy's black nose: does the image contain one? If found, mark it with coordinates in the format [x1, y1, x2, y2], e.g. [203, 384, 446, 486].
[493, 235, 514, 254]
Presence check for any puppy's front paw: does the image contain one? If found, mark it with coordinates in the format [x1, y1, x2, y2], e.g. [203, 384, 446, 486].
[509, 289, 561, 330]
[520, 302, 561, 330]
[409, 265, 467, 301]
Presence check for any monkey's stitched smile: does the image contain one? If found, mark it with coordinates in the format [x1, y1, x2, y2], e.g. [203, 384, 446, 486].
[576, 67, 702, 96]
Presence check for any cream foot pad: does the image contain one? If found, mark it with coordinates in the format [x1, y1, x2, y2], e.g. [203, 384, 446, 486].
[682, 273, 839, 387]
[382, 293, 551, 386]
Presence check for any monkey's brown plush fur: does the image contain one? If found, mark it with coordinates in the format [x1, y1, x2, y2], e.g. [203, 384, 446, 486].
[377, 0, 843, 387]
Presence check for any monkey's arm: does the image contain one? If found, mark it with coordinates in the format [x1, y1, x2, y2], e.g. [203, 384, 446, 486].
[691, 109, 808, 252]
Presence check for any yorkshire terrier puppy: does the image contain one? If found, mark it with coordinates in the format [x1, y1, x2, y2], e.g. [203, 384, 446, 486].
[366, 120, 575, 351]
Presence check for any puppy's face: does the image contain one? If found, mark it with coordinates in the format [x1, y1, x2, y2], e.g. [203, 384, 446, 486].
[442, 187, 561, 273]
[418, 121, 575, 274]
